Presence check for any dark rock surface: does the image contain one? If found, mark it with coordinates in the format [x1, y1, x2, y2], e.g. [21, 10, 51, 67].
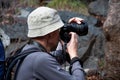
[88, 0, 109, 16]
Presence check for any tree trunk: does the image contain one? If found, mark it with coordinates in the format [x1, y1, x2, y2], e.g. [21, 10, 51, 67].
[103, 0, 120, 79]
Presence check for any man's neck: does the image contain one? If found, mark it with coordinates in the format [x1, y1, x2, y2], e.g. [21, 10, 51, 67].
[33, 39, 51, 53]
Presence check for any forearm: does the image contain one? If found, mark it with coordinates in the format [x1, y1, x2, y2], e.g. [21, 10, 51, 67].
[70, 61, 85, 80]
[68, 57, 85, 80]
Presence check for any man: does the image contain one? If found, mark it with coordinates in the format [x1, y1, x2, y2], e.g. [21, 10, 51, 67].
[16, 6, 85, 80]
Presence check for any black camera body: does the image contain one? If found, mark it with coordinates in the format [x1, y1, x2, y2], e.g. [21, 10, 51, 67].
[60, 21, 88, 43]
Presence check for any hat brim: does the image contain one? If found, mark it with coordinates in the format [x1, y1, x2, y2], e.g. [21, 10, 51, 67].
[28, 19, 64, 37]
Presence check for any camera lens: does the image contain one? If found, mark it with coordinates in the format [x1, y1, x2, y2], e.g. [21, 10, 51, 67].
[60, 21, 88, 43]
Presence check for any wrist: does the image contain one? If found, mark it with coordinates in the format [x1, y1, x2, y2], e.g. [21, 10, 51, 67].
[70, 54, 78, 60]
[70, 57, 83, 67]
[69, 57, 83, 74]
[70, 57, 80, 65]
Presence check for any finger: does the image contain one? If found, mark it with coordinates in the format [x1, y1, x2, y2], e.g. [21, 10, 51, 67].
[68, 18, 76, 23]
[76, 20, 81, 24]
[68, 17, 84, 24]
[69, 32, 77, 41]
[74, 17, 84, 21]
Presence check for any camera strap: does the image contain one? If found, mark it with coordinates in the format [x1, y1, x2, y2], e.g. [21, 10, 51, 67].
[62, 43, 67, 70]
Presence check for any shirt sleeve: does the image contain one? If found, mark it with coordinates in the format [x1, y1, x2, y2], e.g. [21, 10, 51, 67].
[33, 52, 85, 80]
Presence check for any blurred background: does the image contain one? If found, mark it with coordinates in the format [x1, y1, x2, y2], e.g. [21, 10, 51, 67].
[0, 0, 120, 80]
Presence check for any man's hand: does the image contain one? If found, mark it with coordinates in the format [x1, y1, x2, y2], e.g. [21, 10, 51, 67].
[68, 17, 84, 24]
[67, 32, 78, 59]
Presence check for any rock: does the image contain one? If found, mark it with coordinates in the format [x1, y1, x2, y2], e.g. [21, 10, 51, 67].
[79, 25, 105, 69]
[1, 24, 28, 40]
[0, 28, 10, 48]
[15, 7, 35, 18]
[58, 10, 98, 26]
[14, 7, 35, 24]
[88, 0, 109, 27]
[88, 0, 109, 16]
[59, 11, 105, 70]
[103, 0, 120, 79]
[1, 7, 35, 40]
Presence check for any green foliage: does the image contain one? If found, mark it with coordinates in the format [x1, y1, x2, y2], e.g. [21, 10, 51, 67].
[47, 0, 89, 15]
[98, 59, 105, 68]
[20, 0, 39, 7]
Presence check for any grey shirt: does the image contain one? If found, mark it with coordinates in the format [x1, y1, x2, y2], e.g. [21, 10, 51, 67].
[16, 44, 85, 80]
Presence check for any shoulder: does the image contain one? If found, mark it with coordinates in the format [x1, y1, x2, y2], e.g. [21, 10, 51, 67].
[22, 44, 53, 61]
[22, 44, 58, 65]
[27, 51, 56, 64]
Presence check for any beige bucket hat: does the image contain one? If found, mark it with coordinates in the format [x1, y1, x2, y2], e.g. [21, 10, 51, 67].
[27, 7, 64, 38]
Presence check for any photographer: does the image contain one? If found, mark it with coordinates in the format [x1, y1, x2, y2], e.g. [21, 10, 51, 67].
[16, 7, 85, 80]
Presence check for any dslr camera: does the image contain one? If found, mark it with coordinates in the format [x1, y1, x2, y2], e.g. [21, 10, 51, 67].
[60, 21, 88, 43]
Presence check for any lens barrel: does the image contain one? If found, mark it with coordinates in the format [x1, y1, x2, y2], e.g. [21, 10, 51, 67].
[60, 21, 88, 43]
